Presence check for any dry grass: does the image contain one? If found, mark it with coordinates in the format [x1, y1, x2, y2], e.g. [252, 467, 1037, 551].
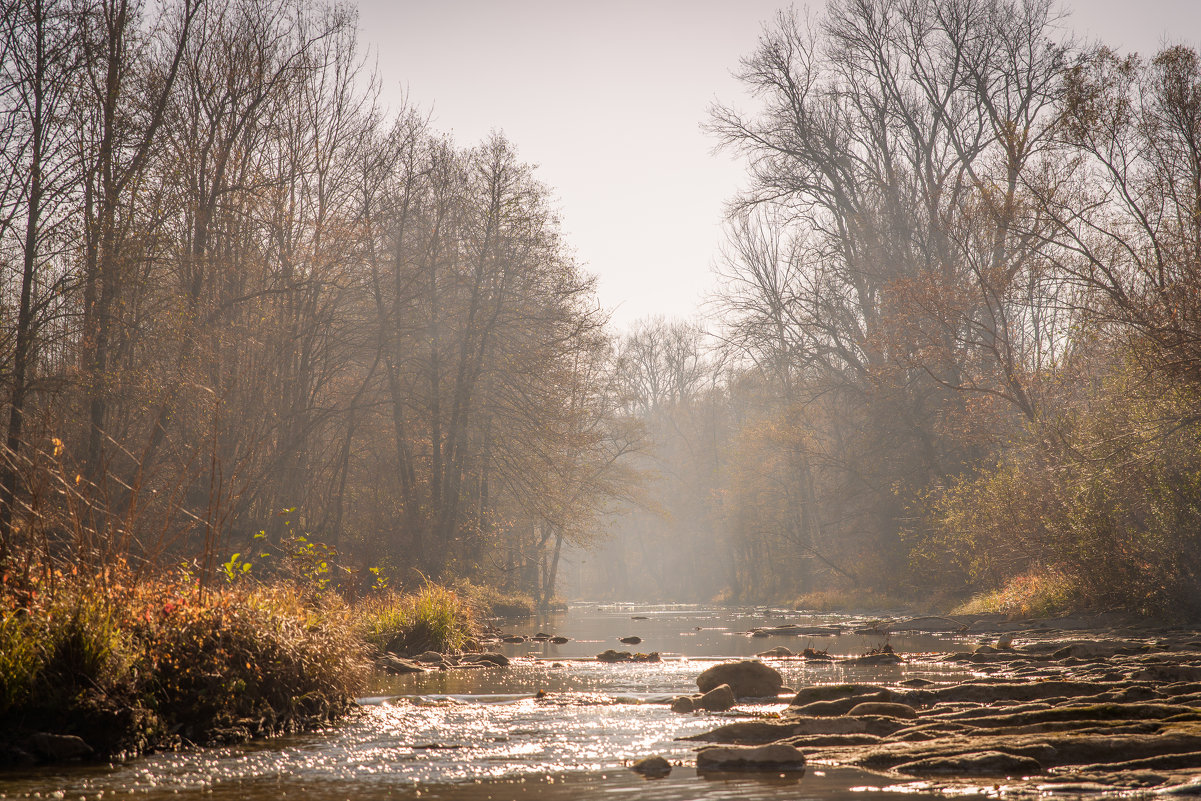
[0, 571, 371, 758]
[358, 583, 477, 656]
[952, 568, 1083, 618]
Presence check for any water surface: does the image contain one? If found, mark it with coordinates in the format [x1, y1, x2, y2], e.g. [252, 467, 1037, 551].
[0, 604, 978, 800]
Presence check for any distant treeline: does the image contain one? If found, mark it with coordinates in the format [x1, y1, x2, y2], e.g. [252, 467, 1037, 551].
[591, 0, 1201, 617]
[0, 0, 633, 601]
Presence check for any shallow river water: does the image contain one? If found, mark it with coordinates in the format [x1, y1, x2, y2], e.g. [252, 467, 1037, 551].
[0, 604, 983, 800]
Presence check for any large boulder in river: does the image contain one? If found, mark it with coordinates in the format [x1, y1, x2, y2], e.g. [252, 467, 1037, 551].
[696, 660, 783, 699]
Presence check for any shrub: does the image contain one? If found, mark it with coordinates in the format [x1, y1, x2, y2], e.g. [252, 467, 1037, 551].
[0, 574, 371, 758]
[133, 582, 369, 740]
[952, 568, 1082, 618]
[453, 579, 536, 618]
[359, 584, 475, 656]
[924, 360, 1201, 619]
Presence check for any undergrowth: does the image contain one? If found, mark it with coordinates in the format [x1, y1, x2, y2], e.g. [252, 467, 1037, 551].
[952, 568, 1083, 619]
[453, 579, 537, 618]
[359, 583, 476, 656]
[0, 570, 370, 761]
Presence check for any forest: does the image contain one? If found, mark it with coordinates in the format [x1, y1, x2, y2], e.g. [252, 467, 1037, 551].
[0, 0, 1199, 622]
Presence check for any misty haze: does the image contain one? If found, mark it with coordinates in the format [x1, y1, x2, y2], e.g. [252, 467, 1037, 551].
[2, 0, 1201, 799]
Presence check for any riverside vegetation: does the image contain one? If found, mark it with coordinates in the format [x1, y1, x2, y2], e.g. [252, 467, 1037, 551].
[0, 568, 488, 765]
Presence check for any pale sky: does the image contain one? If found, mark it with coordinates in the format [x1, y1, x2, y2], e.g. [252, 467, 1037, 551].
[354, 0, 1201, 332]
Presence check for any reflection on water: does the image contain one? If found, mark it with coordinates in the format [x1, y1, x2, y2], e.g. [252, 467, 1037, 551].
[0, 605, 973, 800]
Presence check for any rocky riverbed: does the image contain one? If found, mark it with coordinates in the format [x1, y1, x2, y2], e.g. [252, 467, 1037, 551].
[685, 626, 1201, 795]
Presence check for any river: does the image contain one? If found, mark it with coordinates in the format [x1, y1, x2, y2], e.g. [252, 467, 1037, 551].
[0, 604, 979, 800]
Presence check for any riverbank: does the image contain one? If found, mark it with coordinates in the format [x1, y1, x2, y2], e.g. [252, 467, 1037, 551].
[0, 574, 488, 766]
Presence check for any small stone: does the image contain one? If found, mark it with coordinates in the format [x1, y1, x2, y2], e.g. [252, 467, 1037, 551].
[630, 755, 672, 777]
[620, 636, 642, 645]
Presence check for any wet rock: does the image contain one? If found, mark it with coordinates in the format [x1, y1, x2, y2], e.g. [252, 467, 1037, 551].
[29, 733, 93, 762]
[632, 651, 661, 662]
[698, 683, 737, 712]
[756, 624, 842, 636]
[887, 616, 968, 633]
[931, 680, 1112, 704]
[791, 684, 890, 707]
[549, 636, 569, 644]
[850, 652, 904, 665]
[847, 702, 918, 719]
[376, 654, 425, 674]
[696, 743, 806, 772]
[757, 646, 795, 658]
[1052, 641, 1142, 660]
[630, 755, 671, 777]
[697, 660, 783, 699]
[620, 636, 642, 645]
[670, 696, 696, 713]
[791, 692, 890, 717]
[900, 678, 935, 688]
[686, 720, 802, 744]
[1136, 665, 1201, 683]
[502, 635, 526, 643]
[631, 615, 649, 620]
[414, 651, 446, 663]
[895, 750, 1043, 777]
[532, 632, 551, 641]
[1158, 776, 1201, 795]
[461, 652, 510, 667]
[597, 649, 632, 663]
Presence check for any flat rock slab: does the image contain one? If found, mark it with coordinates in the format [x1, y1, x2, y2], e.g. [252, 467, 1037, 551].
[696, 743, 806, 772]
[895, 750, 1043, 777]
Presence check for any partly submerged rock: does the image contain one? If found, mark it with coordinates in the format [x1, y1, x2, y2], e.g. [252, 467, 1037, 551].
[757, 646, 795, 658]
[461, 652, 510, 667]
[697, 683, 737, 712]
[697, 660, 783, 699]
[791, 684, 890, 707]
[847, 702, 918, 719]
[28, 733, 93, 762]
[696, 743, 806, 772]
[620, 636, 642, 645]
[629, 755, 672, 777]
[597, 649, 632, 663]
[376, 654, 425, 674]
[685, 720, 802, 744]
[670, 695, 696, 713]
[895, 750, 1043, 777]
